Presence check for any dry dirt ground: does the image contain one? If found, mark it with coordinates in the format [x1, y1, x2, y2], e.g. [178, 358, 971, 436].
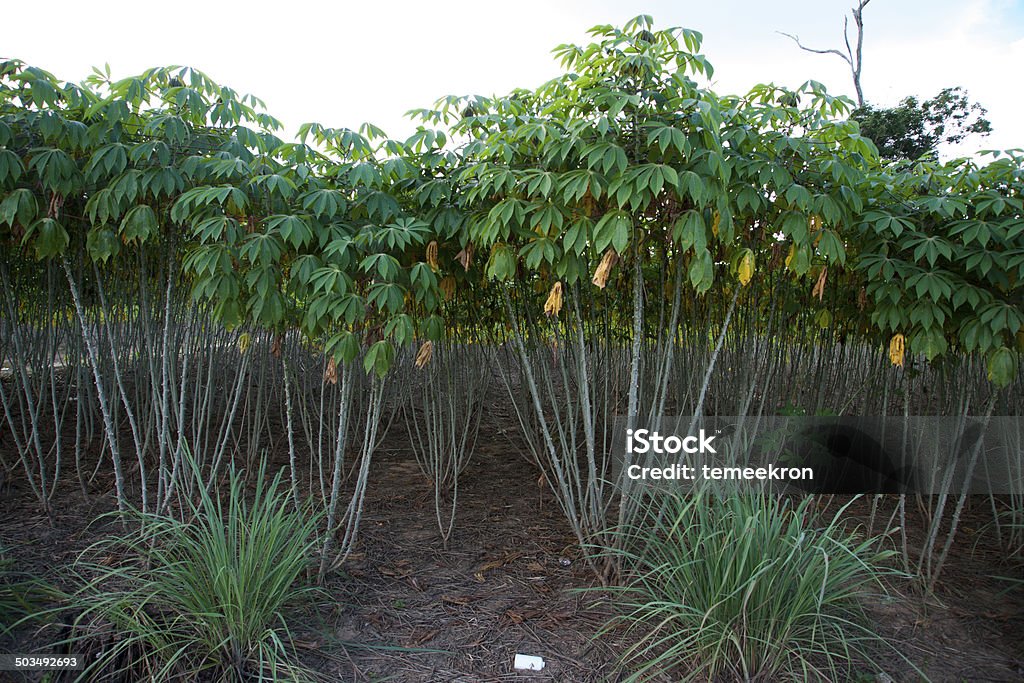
[2, 401, 1024, 682]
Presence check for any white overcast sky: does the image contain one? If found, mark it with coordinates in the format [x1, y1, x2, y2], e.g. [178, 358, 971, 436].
[5, 0, 1022, 157]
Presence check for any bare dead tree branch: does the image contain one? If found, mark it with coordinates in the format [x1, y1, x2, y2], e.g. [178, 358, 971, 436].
[779, 0, 871, 107]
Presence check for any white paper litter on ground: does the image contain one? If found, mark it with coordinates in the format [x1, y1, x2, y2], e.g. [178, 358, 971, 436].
[513, 653, 545, 670]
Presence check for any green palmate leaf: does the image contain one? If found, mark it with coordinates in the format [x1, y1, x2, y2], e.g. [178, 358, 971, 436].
[0, 149, 25, 186]
[141, 166, 185, 200]
[265, 214, 313, 249]
[986, 347, 1018, 387]
[326, 330, 361, 363]
[171, 185, 249, 223]
[646, 124, 687, 156]
[674, 210, 706, 252]
[780, 211, 808, 243]
[787, 243, 812, 276]
[959, 319, 994, 353]
[861, 210, 914, 238]
[907, 271, 953, 301]
[911, 327, 948, 361]
[120, 205, 158, 244]
[384, 314, 415, 345]
[252, 173, 296, 199]
[784, 183, 812, 210]
[364, 340, 394, 378]
[84, 142, 128, 181]
[367, 282, 405, 313]
[817, 229, 846, 264]
[25, 218, 69, 259]
[906, 233, 953, 267]
[520, 238, 558, 269]
[239, 232, 284, 266]
[301, 188, 347, 219]
[563, 217, 593, 256]
[288, 254, 321, 292]
[359, 253, 402, 281]
[309, 292, 365, 327]
[192, 215, 241, 243]
[594, 210, 632, 253]
[423, 314, 445, 341]
[0, 189, 37, 228]
[28, 148, 79, 193]
[552, 251, 584, 284]
[485, 243, 516, 281]
[248, 288, 285, 326]
[308, 265, 350, 295]
[87, 226, 121, 263]
[979, 301, 1023, 335]
[689, 247, 714, 293]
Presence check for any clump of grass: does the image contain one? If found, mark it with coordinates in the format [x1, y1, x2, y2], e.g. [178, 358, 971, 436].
[63, 458, 324, 682]
[1, 544, 60, 635]
[598, 489, 899, 682]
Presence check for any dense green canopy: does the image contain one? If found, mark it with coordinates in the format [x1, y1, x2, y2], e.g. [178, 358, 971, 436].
[1, 16, 1021, 385]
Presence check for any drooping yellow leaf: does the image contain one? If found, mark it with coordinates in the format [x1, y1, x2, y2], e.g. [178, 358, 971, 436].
[889, 334, 905, 368]
[738, 250, 754, 287]
[544, 281, 563, 317]
[426, 240, 439, 271]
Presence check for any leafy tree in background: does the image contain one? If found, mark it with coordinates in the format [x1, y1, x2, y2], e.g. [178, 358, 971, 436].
[782, 2, 993, 160]
[852, 86, 992, 161]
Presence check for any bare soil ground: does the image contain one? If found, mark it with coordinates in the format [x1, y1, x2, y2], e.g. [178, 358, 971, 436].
[2, 402, 1023, 681]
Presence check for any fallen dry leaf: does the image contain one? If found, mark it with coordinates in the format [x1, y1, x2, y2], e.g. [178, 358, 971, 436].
[441, 594, 472, 606]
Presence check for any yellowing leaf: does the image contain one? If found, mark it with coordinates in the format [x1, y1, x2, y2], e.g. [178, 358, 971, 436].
[889, 334, 905, 368]
[544, 281, 563, 317]
[426, 240, 439, 271]
[738, 250, 754, 287]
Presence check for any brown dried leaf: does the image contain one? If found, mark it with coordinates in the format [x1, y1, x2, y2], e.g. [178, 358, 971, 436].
[456, 243, 474, 271]
[323, 356, 338, 385]
[811, 266, 827, 301]
[439, 275, 456, 300]
[415, 340, 433, 369]
[406, 629, 439, 647]
[441, 594, 472, 605]
[592, 250, 618, 289]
